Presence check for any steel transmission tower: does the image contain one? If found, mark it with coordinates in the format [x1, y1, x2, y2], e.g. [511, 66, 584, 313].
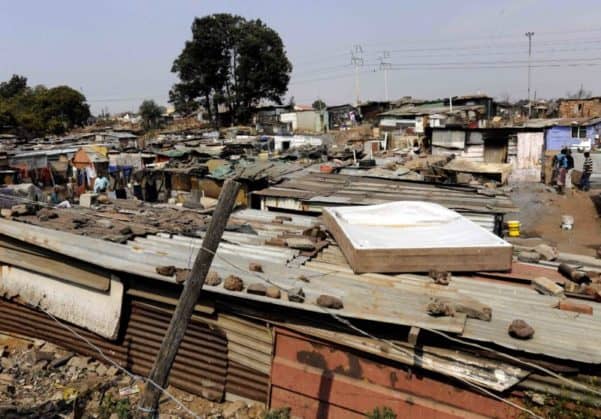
[379, 51, 392, 101]
[525, 31, 535, 118]
[351, 45, 364, 106]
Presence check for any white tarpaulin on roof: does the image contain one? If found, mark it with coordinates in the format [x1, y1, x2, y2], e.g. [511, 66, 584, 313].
[329, 201, 509, 249]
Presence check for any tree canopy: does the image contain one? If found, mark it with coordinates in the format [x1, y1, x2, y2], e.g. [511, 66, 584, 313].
[312, 99, 327, 111]
[170, 14, 292, 124]
[139, 99, 165, 130]
[0, 75, 27, 99]
[0, 74, 90, 138]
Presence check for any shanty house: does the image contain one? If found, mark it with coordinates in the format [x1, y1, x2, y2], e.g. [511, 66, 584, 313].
[431, 125, 550, 183]
[543, 117, 601, 150]
[95, 131, 139, 149]
[254, 105, 291, 134]
[327, 104, 358, 129]
[450, 94, 496, 120]
[356, 101, 391, 122]
[279, 109, 329, 133]
[379, 101, 488, 135]
[72, 146, 109, 192]
[558, 97, 601, 118]
[9, 148, 77, 186]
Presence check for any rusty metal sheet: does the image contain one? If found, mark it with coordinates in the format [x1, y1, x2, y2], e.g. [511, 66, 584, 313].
[270, 328, 520, 419]
[0, 219, 468, 334]
[226, 361, 269, 403]
[0, 296, 228, 402]
[280, 323, 529, 392]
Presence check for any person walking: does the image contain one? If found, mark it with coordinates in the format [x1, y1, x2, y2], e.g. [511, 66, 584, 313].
[555, 148, 568, 194]
[580, 151, 593, 191]
[565, 149, 575, 192]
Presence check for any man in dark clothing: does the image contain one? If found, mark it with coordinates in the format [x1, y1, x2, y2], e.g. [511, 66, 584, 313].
[580, 151, 594, 191]
[566, 149, 575, 191]
[555, 148, 569, 194]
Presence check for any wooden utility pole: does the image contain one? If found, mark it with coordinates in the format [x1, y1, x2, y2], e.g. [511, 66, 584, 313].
[138, 180, 241, 416]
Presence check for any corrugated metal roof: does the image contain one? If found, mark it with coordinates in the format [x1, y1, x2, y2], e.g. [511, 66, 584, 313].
[0, 217, 466, 334]
[379, 104, 484, 117]
[253, 173, 516, 215]
[2, 210, 601, 364]
[309, 246, 601, 364]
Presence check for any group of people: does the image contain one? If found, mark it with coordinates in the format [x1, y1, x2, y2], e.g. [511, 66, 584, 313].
[554, 147, 593, 193]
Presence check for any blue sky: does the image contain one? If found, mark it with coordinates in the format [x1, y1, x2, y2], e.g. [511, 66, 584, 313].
[2, 0, 601, 114]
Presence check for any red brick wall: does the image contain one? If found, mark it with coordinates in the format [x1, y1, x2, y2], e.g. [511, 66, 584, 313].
[559, 99, 601, 118]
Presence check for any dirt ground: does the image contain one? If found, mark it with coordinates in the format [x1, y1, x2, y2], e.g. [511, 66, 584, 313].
[0, 332, 268, 419]
[509, 183, 601, 256]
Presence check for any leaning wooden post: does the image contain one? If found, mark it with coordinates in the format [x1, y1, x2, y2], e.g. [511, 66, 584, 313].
[138, 180, 241, 416]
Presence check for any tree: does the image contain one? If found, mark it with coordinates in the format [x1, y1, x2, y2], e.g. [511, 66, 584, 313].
[567, 84, 592, 99]
[139, 99, 164, 130]
[312, 99, 327, 111]
[170, 14, 292, 125]
[0, 74, 28, 99]
[0, 75, 90, 137]
[38, 86, 91, 133]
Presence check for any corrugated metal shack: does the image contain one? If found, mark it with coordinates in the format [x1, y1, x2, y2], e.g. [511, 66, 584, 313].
[252, 173, 517, 234]
[0, 205, 600, 417]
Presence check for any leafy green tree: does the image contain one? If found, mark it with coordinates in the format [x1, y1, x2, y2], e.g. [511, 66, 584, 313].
[170, 14, 292, 125]
[139, 99, 164, 130]
[0, 75, 90, 137]
[312, 99, 327, 111]
[38, 86, 91, 133]
[0, 74, 28, 99]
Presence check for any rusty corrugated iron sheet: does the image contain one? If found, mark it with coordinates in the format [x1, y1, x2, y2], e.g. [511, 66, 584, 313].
[125, 291, 272, 403]
[227, 361, 269, 403]
[270, 327, 520, 419]
[0, 297, 228, 401]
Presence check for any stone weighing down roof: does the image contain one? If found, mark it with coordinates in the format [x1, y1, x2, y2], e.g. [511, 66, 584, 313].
[1, 207, 601, 366]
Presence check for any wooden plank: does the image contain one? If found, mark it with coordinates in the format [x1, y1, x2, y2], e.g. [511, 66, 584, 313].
[139, 180, 241, 413]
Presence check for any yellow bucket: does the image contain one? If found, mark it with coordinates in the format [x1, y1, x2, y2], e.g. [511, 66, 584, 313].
[507, 220, 521, 237]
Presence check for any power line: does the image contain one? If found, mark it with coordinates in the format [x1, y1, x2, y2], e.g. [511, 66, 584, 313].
[363, 44, 601, 60]
[384, 36, 601, 54]
[359, 27, 601, 49]
[383, 56, 601, 67]
[291, 27, 601, 65]
[291, 53, 601, 84]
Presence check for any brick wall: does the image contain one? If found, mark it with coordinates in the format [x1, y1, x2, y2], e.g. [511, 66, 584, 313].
[559, 98, 601, 118]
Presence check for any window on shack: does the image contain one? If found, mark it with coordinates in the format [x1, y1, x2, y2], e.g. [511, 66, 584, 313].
[571, 126, 587, 138]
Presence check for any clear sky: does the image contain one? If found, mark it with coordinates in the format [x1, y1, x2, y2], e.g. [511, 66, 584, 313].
[2, 0, 601, 114]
